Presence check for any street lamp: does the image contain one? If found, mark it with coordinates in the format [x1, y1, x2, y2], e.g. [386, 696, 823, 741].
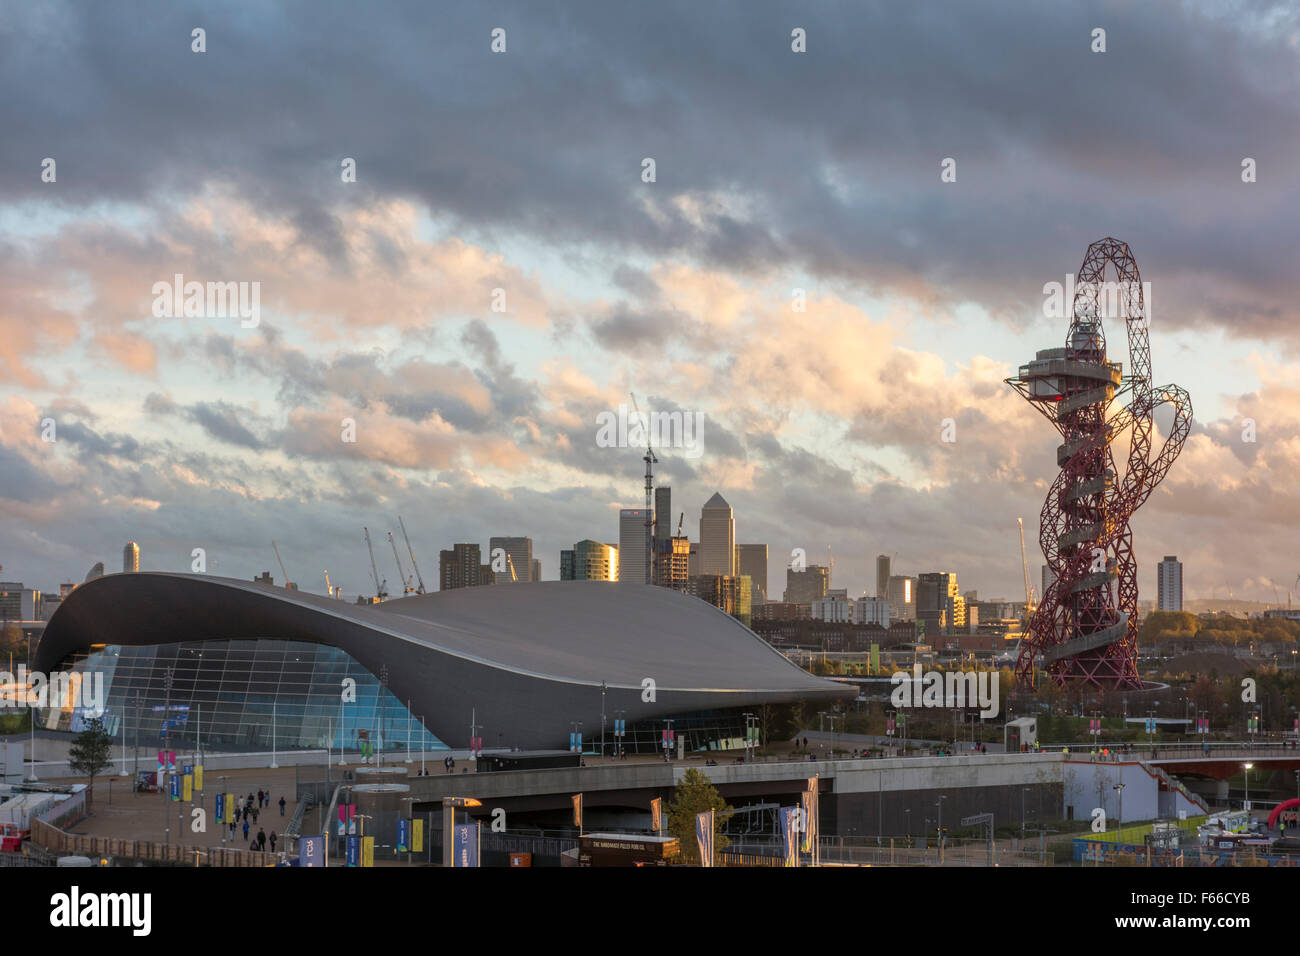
[1112, 783, 1125, 843]
[936, 795, 947, 862]
[1244, 762, 1253, 811]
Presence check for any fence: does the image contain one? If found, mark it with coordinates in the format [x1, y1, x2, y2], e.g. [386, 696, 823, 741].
[722, 834, 1044, 867]
[29, 817, 266, 867]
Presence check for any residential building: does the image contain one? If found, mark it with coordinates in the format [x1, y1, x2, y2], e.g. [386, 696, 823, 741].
[784, 564, 830, 604]
[886, 575, 915, 622]
[560, 540, 619, 581]
[1157, 556, 1183, 611]
[853, 595, 891, 627]
[439, 543, 484, 590]
[123, 542, 140, 573]
[656, 536, 690, 591]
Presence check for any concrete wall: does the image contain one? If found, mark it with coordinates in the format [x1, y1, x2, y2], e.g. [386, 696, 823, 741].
[1062, 760, 1204, 825]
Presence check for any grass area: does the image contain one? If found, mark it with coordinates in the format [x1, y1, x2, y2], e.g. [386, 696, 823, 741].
[0, 712, 30, 734]
[1080, 814, 1207, 845]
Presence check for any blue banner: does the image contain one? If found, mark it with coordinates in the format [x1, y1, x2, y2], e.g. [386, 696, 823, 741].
[215, 792, 224, 822]
[453, 823, 478, 867]
[169, 773, 179, 801]
[346, 834, 360, 867]
[299, 835, 325, 867]
[397, 818, 409, 852]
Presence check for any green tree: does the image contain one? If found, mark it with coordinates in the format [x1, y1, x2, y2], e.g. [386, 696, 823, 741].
[667, 768, 734, 865]
[68, 717, 114, 804]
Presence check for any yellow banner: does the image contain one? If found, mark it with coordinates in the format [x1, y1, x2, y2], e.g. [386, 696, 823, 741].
[412, 818, 424, 853]
[194, 765, 203, 791]
[226, 793, 236, 823]
[182, 774, 192, 802]
[362, 836, 374, 868]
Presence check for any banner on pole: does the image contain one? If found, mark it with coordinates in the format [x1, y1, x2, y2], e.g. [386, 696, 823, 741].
[299, 835, 324, 867]
[453, 822, 479, 867]
[650, 797, 662, 833]
[695, 809, 715, 867]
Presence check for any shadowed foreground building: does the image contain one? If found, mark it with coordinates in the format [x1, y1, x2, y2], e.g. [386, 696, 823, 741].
[33, 572, 849, 753]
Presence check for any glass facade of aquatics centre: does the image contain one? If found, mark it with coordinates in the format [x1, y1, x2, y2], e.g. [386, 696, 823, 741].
[36, 640, 447, 754]
[36, 640, 759, 756]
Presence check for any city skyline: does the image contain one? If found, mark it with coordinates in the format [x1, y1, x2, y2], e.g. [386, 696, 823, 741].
[4, 4, 1300, 606]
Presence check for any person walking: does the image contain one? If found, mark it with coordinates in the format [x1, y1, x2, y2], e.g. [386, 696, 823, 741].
[269, 831, 277, 852]
[257, 789, 264, 808]
[252, 807, 259, 825]
[257, 828, 266, 851]
[279, 796, 286, 816]
[242, 818, 250, 841]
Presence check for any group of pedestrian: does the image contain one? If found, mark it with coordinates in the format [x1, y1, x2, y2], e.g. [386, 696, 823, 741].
[226, 787, 287, 846]
[247, 826, 278, 853]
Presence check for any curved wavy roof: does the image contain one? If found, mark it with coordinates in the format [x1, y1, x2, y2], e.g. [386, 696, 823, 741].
[35, 572, 850, 749]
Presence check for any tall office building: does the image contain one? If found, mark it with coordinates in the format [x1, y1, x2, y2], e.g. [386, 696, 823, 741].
[886, 575, 915, 622]
[735, 544, 768, 604]
[687, 542, 699, 579]
[654, 486, 673, 584]
[532, 558, 541, 583]
[439, 543, 484, 590]
[783, 564, 830, 604]
[560, 540, 618, 581]
[1157, 556, 1183, 611]
[619, 509, 651, 584]
[876, 555, 891, 599]
[488, 536, 533, 583]
[1041, 565, 1051, 603]
[123, 542, 140, 573]
[916, 572, 958, 637]
[699, 493, 735, 577]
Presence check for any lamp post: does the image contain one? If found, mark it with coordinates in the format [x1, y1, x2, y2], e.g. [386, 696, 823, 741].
[1112, 783, 1125, 843]
[936, 795, 947, 863]
[1244, 762, 1253, 811]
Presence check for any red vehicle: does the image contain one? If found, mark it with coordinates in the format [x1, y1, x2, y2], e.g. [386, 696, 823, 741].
[0, 823, 23, 852]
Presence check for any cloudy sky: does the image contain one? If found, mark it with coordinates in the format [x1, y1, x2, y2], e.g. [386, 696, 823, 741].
[2, 0, 1299, 604]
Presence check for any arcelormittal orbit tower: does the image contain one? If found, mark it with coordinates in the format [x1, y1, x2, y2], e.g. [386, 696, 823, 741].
[1007, 238, 1192, 689]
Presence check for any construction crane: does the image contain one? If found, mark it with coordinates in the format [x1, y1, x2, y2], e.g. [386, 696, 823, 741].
[506, 553, 518, 582]
[323, 569, 339, 599]
[629, 391, 657, 586]
[1017, 518, 1035, 624]
[387, 531, 414, 595]
[397, 516, 426, 594]
[271, 540, 295, 589]
[363, 527, 387, 601]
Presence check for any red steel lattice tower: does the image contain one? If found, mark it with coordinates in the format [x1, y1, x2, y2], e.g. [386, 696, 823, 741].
[1007, 238, 1192, 689]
